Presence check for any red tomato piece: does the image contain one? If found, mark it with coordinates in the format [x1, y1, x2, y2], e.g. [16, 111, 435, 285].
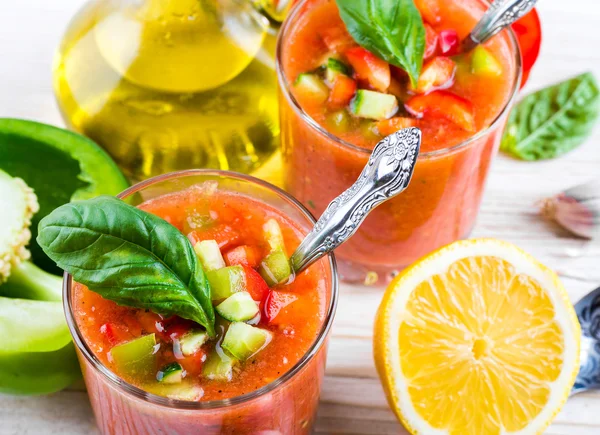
[100, 323, 132, 347]
[187, 224, 241, 250]
[264, 291, 299, 324]
[345, 47, 390, 92]
[243, 266, 270, 304]
[164, 318, 196, 342]
[376, 117, 417, 136]
[410, 57, 456, 94]
[405, 91, 475, 132]
[328, 75, 357, 109]
[424, 24, 439, 59]
[438, 30, 460, 56]
[414, 0, 441, 24]
[320, 26, 355, 53]
[511, 8, 541, 88]
[177, 350, 206, 377]
[135, 310, 164, 335]
[224, 245, 262, 268]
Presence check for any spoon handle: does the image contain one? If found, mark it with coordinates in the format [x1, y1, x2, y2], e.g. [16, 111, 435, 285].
[290, 128, 421, 274]
[463, 0, 538, 51]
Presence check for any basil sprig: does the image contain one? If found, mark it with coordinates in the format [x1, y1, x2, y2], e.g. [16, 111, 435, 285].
[37, 196, 215, 337]
[335, 0, 425, 86]
[501, 72, 600, 161]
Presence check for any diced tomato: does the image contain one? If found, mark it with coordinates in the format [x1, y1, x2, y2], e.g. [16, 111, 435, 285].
[438, 30, 460, 56]
[345, 47, 390, 92]
[177, 349, 206, 377]
[376, 117, 417, 136]
[224, 245, 262, 268]
[328, 75, 357, 109]
[243, 266, 270, 304]
[410, 57, 455, 94]
[187, 224, 241, 250]
[163, 318, 196, 342]
[320, 26, 355, 53]
[511, 8, 541, 88]
[100, 323, 132, 347]
[405, 91, 475, 132]
[414, 0, 441, 24]
[135, 310, 164, 335]
[424, 24, 439, 59]
[263, 290, 299, 324]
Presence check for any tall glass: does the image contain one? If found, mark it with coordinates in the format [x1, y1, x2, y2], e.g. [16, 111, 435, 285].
[277, 0, 522, 284]
[63, 170, 338, 434]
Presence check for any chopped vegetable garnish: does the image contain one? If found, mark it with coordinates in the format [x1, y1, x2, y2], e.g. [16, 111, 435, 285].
[259, 249, 292, 287]
[405, 91, 475, 132]
[110, 334, 156, 376]
[350, 90, 399, 120]
[471, 46, 503, 77]
[179, 330, 208, 357]
[194, 240, 226, 272]
[438, 29, 460, 56]
[328, 75, 358, 109]
[216, 292, 260, 322]
[410, 56, 456, 94]
[157, 362, 184, 384]
[423, 24, 439, 59]
[294, 73, 329, 102]
[222, 323, 272, 361]
[207, 265, 245, 301]
[224, 245, 261, 268]
[345, 47, 391, 92]
[203, 350, 236, 381]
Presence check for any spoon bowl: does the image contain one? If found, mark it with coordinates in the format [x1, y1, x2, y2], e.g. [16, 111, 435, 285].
[572, 286, 600, 395]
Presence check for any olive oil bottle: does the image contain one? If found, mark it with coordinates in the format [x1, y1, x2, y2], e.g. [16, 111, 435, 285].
[53, 0, 284, 181]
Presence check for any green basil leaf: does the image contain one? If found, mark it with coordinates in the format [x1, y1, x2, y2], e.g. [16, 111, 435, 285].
[501, 72, 600, 160]
[335, 0, 425, 86]
[37, 196, 215, 337]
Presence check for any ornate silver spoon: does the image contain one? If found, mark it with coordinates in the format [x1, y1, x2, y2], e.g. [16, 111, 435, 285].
[572, 286, 600, 395]
[462, 0, 539, 52]
[290, 127, 421, 273]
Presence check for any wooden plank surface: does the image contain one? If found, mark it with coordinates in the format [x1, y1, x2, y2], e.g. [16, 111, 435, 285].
[1, 0, 600, 434]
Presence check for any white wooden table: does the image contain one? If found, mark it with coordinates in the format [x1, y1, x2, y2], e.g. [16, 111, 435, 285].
[1, 1, 600, 434]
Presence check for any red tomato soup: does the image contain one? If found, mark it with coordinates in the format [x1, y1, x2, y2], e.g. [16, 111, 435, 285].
[278, 0, 520, 282]
[69, 180, 335, 434]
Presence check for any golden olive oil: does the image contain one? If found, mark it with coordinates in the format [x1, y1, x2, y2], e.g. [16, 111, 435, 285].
[53, 0, 279, 181]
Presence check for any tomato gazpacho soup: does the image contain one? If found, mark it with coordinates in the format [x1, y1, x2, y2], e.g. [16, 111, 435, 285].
[64, 174, 336, 435]
[278, 0, 520, 282]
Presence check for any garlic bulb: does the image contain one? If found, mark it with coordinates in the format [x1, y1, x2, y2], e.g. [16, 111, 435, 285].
[541, 179, 600, 239]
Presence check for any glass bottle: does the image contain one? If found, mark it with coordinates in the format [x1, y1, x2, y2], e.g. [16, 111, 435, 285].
[53, 0, 290, 181]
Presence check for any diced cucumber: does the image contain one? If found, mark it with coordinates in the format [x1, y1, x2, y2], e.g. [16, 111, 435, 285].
[203, 350, 236, 381]
[350, 90, 399, 120]
[471, 46, 502, 77]
[259, 249, 292, 287]
[179, 330, 208, 357]
[183, 211, 213, 234]
[206, 265, 245, 301]
[216, 292, 259, 322]
[263, 219, 285, 253]
[110, 334, 156, 376]
[194, 240, 226, 271]
[324, 58, 351, 84]
[326, 110, 351, 132]
[146, 382, 204, 400]
[222, 322, 273, 361]
[294, 73, 328, 102]
[157, 362, 184, 384]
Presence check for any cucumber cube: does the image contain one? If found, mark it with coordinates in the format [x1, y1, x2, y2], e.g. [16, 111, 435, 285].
[350, 90, 399, 120]
[203, 350, 236, 381]
[294, 73, 328, 102]
[206, 265, 245, 301]
[259, 248, 292, 287]
[471, 46, 503, 77]
[325, 58, 351, 84]
[146, 382, 204, 401]
[179, 330, 208, 357]
[263, 219, 285, 252]
[110, 334, 156, 376]
[194, 240, 225, 271]
[222, 322, 273, 361]
[216, 292, 260, 322]
[157, 362, 183, 384]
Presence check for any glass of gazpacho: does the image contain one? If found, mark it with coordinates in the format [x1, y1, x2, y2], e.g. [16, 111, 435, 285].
[62, 170, 338, 434]
[277, 0, 522, 283]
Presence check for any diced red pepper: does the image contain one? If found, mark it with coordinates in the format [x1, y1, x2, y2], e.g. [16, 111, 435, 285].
[320, 26, 356, 53]
[187, 224, 241, 250]
[100, 323, 132, 347]
[264, 291, 299, 324]
[438, 30, 460, 56]
[405, 91, 476, 132]
[345, 47, 390, 92]
[224, 245, 262, 268]
[163, 318, 196, 342]
[328, 75, 357, 109]
[424, 24, 439, 59]
[135, 310, 164, 336]
[414, 0, 441, 24]
[177, 349, 206, 377]
[242, 266, 270, 305]
[375, 117, 417, 136]
[410, 56, 455, 94]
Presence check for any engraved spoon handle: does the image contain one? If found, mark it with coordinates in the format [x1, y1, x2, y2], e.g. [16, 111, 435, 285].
[290, 128, 421, 274]
[463, 0, 539, 51]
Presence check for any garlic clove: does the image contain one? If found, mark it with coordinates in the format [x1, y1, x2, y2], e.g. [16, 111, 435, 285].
[541, 179, 600, 239]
